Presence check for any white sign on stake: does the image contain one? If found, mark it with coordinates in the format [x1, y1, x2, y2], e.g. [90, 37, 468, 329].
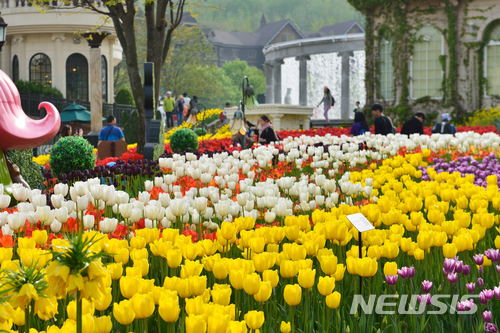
[346, 213, 374, 233]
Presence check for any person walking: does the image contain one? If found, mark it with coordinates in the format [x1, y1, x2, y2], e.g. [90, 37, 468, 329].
[401, 112, 426, 136]
[371, 104, 394, 135]
[163, 91, 175, 128]
[317, 86, 335, 122]
[353, 101, 362, 113]
[175, 95, 184, 126]
[350, 112, 369, 136]
[432, 113, 457, 134]
[187, 96, 199, 124]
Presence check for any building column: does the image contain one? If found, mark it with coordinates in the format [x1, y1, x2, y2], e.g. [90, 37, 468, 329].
[83, 32, 109, 133]
[16, 36, 27, 81]
[272, 59, 283, 104]
[264, 63, 274, 104]
[0, 37, 11, 75]
[338, 51, 353, 120]
[52, 35, 65, 95]
[270, 114, 283, 131]
[296, 55, 310, 106]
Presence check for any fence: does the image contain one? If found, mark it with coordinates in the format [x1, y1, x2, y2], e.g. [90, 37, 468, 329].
[20, 93, 139, 153]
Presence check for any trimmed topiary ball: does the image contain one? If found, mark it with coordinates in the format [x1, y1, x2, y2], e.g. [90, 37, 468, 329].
[50, 136, 96, 176]
[194, 127, 207, 136]
[170, 128, 199, 153]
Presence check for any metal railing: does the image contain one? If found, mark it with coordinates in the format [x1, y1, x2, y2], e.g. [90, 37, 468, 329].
[0, 0, 105, 9]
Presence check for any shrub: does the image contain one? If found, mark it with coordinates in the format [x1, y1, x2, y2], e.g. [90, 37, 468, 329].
[170, 128, 199, 153]
[194, 127, 207, 136]
[466, 107, 500, 126]
[6, 149, 44, 189]
[50, 137, 96, 176]
[15, 80, 63, 98]
[115, 89, 135, 105]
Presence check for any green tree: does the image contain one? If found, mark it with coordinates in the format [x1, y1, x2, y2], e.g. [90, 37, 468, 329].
[222, 60, 265, 98]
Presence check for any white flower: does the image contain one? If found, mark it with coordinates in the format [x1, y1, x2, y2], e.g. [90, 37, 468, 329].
[144, 180, 153, 192]
[0, 211, 8, 226]
[160, 217, 171, 228]
[193, 197, 208, 212]
[119, 204, 132, 219]
[99, 218, 118, 233]
[50, 194, 64, 209]
[138, 191, 150, 204]
[8, 213, 24, 230]
[36, 206, 51, 223]
[0, 195, 10, 209]
[53, 183, 69, 196]
[77, 195, 89, 211]
[54, 207, 68, 223]
[129, 208, 143, 223]
[264, 211, 276, 224]
[1, 224, 13, 236]
[31, 194, 47, 208]
[83, 215, 95, 229]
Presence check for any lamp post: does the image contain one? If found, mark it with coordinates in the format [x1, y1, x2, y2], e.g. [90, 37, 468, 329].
[0, 15, 8, 52]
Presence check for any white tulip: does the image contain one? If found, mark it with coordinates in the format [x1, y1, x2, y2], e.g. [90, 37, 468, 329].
[129, 208, 143, 223]
[77, 195, 89, 211]
[0, 211, 8, 226]
[264, 211, 276, 224]
[1, 224, 13, 236]
[144, 180, 153, 192]
[160, 217, 171, 228]
[99, 218, 118, 233]
[193, 197, 208, 212]
[8, 213, 23, 230]
[0, 195, 10, 209]
[12, 184, 30, 202]
[36, 206, 51, 223]
[0, 184, 3, 195]
[116, 191, 130, 204]
[54, 183, 69, 196]
[144, 218, 154, 229]
[54, 207, 68, 223]
[83, 215, 95, 229]
[138, 191, 150, 204]
[119, 204, 132, 219]
[50, 194, 64, 208]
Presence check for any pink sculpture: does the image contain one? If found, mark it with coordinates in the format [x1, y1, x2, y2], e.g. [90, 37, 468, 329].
[0, 70, 60, 150]
[0, 69, 61, 191]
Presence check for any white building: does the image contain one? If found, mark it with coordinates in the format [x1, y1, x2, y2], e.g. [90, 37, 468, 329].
[0, 0, 122, 103]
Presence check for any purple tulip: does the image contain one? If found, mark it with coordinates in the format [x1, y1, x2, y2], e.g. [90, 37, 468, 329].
[496, 265, 500, 273]
[485, 323, 498, 333]
[479, 290, 494, 304]
[447, 273, 458, 284]
[466, 282, 476, 292]
[462, 265, 471, 275]
[474, 254, 485, 265]
[398, 266, 415, 278]
[421, 280, 433, 293]
[456, 299, 475, 312]
[478, 277, 485, 287]
[483, 311, 493, 323]
[485, 249, 500, 262]
[417, 293, 432, 305]
[385, 275, 398, 285]
[494, 286, 500, 299]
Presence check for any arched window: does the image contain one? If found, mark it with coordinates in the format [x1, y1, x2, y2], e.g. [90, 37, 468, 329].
[411, 26, 443, 99]
[29, 53, 52, 85]
[12, 55, 19, 82]
[66, 53, 88, 101]
[101, 55, 108, 102]
[485, 21, 500, 96]
[379, 38, 394, 100]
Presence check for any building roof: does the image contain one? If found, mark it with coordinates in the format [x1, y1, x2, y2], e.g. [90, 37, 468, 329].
[318, 20, 364, 37]
[206, 19, 303, 47]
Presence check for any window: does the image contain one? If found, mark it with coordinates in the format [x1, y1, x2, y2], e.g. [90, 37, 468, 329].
[66, 53, 88, 101]
[411, 26, 443, 99]
[379, 39, 394, 100]
[29, 53, 52, 85]
[101, 55, 108, 102]
[485, 22, 500, 96]
[12, 56, 19, 82]
[247, 49, 257, 59]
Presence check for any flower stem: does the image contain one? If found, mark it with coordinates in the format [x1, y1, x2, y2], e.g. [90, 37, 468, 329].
[76, 290, 82, 333]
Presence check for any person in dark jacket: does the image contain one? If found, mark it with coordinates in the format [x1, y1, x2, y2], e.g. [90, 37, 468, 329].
[401, 112, 425, 136]
[175, 95, 184, 125]
[371, 104, 393, 135]
[350, 112, 369, 136]
[257, 115, 279, 145]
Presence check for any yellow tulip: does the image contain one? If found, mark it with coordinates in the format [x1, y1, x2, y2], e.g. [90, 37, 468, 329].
[414, 248, 425, 260]
[244, 310, 265, 330]
[229, 269, 245, 290]
[119, 275, 139, 298]
[212, 285, 232, 306]
[106, 263, 123, 280]
[131, 293, 155, 319]
[226, 320, 248, 333]
[159, 295, 180, 322]
[113, 300, 135, 325]
[166, 249, 183, 268]
[213, 260, 229, 280]
[12, 307, 24, 326]
[317, 276, 335, 296]
[16, 283, 39, 308]
[495, 235, 500, 249]
[186, 315, 207, 333]
[221, 222, 237, 240]
[326, 291, 341, 309]
[67, 298, 94, 321]
[31, 230, 48, 246]
[253, 281, 272, 303]
[443, 243, 458, 258]
[383, 262, 398, 276]
[94, 315, 113, 333]
[280, 260, 298, 278]
[280, 321, 291, 333]
[94, 288, 113, 311]
[319, 255, 338, 275]
[283, 284, 302, 306]
[333, 264, 346, 281]
[263, 269, 279, 288]
[243, 273, 261, 295]
[298, 269, 316, 289]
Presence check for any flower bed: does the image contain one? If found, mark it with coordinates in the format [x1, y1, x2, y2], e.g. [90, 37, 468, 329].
[0, 132, 499, 332]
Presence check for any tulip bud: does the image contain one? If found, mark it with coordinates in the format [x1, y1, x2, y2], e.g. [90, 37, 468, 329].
[50, 220, 62, 233]
[83, 215, 95, 229]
